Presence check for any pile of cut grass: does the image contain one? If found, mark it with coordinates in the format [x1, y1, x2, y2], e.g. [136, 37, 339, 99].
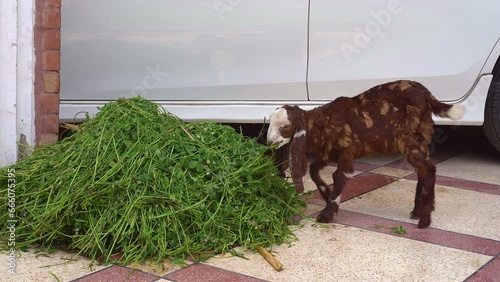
[0, 97, 304, 264]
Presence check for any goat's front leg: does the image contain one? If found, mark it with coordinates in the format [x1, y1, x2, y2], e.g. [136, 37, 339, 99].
[317, 159, 352, 223]
[309, 160, 330, 201]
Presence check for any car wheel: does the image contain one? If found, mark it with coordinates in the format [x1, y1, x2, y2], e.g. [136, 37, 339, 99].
[483, 71, 500, 153]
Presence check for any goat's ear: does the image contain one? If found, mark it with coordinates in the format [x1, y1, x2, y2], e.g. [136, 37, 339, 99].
[275, 143, 290, 177]
[288, 109, 307, 193]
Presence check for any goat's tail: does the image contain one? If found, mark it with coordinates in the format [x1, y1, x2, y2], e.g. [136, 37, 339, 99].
[428, 95, 465, 120]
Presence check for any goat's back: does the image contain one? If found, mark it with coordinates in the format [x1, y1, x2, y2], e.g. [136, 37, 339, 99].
[308, 80, 437, 157]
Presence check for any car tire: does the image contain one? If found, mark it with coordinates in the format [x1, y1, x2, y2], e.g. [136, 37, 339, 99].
[483, 70, 500, 153]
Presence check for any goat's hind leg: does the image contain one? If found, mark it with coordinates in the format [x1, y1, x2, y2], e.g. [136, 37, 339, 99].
[410, 180, 423, 220]
[309, 160, 330, 201]
[404, 146, 436, 228]
[416, 160, 436, 229]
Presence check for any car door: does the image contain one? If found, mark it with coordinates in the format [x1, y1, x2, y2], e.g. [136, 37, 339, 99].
[61, 0, 309, 101]
[308, 0, 500, 101]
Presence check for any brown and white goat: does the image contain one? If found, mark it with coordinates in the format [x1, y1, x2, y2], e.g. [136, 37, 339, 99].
[267, 80, 465, 228]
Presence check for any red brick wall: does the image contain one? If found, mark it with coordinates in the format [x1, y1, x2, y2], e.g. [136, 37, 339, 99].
[34, 0, 61, 146]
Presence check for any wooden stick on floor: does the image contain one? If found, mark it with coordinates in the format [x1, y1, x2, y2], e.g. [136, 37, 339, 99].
[256, 246, 283, 271]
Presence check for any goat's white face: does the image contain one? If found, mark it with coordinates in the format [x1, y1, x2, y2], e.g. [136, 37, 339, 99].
[267, 107, 292, 148]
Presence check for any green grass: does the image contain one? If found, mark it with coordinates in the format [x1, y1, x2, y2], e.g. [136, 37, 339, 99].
[0, 97, 305, 265]
[374, 224, 408, 235]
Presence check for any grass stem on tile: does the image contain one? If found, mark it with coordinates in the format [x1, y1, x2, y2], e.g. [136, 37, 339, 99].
[374, 224, 408, 235]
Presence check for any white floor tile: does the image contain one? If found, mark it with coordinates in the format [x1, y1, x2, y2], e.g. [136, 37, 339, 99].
[436, 153, 500, 185]
[342, 179, 500, 240]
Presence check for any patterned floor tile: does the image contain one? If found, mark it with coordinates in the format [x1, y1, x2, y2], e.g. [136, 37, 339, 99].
[436, 153, 500, 185]
[206, 221, 491, 282]
[353, 161, 380, 171]
[302, 202, 326, 217]
[466, 256, 500, 281]
[307, 172, 398, 206]
[72, 265, 160, 282]
[405, 173, 500, 195]
[340, 179, 500, 241]
[164, 263, 267, 282]
[370, 166, 414, 178]
[384, 148, 459, 170]
[126, 259, 185, 277]
[308, 209, 500, 256]
[385, 158, 414, 170]
[0, 249, 106, 282]
[356, 154, 402, 165]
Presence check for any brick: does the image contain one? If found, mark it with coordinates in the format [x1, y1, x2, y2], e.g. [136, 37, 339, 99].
[44, 0, 61, 8]
[41, 114, 59, 134]
[40, 93, 59, 113]
[39, 134, 59, 146]
[42, 30, 60, 50]
[43, 72, 60, 93]
[37, 8, 61, 28]
[42, 50, 60, 71]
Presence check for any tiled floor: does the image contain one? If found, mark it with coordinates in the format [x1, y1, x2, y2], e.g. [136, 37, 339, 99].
[3, 126, 500, 281]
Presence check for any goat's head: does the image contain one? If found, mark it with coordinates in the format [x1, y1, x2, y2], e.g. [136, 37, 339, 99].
[267, 105, 308, 193]
[267, 106, 293, 148]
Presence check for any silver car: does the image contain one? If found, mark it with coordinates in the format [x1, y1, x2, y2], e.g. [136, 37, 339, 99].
[61, 0, 500, 150]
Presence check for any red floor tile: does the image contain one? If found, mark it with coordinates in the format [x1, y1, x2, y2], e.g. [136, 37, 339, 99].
[72, 265, 160, 282]
[165, 263, 267, 282]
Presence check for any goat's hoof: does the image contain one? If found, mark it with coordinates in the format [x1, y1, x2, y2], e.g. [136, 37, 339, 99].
[293, 182, 305, 194]
[410, 211, 420, 220]
[316, 209, 334, 223]
[295, 186, 305, 194]
[417, 219, 431, 229]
